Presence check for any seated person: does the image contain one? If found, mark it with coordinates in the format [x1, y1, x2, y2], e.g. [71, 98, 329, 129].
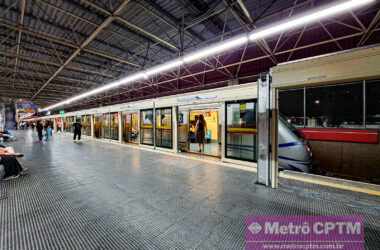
[0, 145, 27, 180]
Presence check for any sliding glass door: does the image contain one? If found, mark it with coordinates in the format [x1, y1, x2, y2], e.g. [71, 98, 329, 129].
[225, 100, 257, 162]
[155, 107, 173, 149]
[140, 109, 154, 145]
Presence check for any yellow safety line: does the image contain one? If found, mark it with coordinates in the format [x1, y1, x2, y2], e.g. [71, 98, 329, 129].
[279, 172, 380, 197]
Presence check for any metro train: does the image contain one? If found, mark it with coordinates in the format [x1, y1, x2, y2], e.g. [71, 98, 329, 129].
[30, 82, 313, 173]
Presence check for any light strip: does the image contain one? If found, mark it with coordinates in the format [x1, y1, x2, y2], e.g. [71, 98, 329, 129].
[40, 0, 374, 112]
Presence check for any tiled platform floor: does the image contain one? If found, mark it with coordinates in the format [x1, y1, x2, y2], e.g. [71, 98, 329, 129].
[1, 130, 380, 249]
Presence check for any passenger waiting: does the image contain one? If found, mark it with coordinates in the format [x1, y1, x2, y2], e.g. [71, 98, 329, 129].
[0, 145, 28, 180]
[196, 114, 207, 152]
[73, 119, 82, 142]
[36, 121, 43, 142]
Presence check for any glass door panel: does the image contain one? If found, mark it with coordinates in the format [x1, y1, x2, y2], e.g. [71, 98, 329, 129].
[178, 110, 189, 152]
[102, 113, 111, 139]
[81, 115, 91, 136]
[122, 112, 139, 144]
[141, 109, 154, 145]
[94, 114, 102, 138]
[155, 107, 172, 149]
[110, 112, 119, 140]
[226, 100, 257, 162]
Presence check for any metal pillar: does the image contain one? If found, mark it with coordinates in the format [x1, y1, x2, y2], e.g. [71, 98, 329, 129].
[270, 86, 279, 189]
[53, 118, 57, 133]
[90, 114, 94, 138]
[153, 102, 156, 149]
[257, 73, 277, 187]
[118, 112, 122, 143]
[172, 106, 178, 153]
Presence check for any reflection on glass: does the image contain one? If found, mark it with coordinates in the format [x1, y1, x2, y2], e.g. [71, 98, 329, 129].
[366, 80, 380, 128]
[110, 112, 119, 140]
[64, 116, 74, 132]
[279, 89, 304, 127]
[226, 100, 257, 162]
[122, 112, 139, 143]
[155, 107, 172, 148]
[306, 83, 363, 128]
[94, 114, 102, 138]
[102, 113, 111, 139]
[178, 110, 189, 152]
[81, 115, 91, 136]
[141, 109, 154, 145]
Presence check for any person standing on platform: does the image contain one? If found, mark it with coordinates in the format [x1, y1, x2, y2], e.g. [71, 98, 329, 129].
[196, 114, 207, 153]
[36, 121, 43, 142]
[45, 123, 52, 141]
[73, 119, 82, 142]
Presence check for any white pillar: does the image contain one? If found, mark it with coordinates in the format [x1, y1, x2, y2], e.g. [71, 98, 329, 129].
[53, 118, 57, 133]
[91, 114, 94, 138]
[172, 106, 178, 153]
[220, 102, 226, 160]
[118, 112, 122, 143]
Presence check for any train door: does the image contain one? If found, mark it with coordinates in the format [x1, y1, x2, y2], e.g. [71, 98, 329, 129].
[178, 104, 221, 157]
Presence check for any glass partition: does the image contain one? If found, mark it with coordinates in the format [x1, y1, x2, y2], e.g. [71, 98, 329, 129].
[366, 79, 380, 128]
[110, 112, 119, 140]
[93, 114, 102, 138]
[101, 113, 111, 139]
[226, 100, 257, 162]
[279, 89, 304, 127]
[155, 107, 172, 148]
[64, 116, 74, 132]
[306, 82, 363, 128]
[81, 115, 91, 136]
[140, 109, 154, 145]
[55, 118, 63, 132]
[122, 112, 139, 144]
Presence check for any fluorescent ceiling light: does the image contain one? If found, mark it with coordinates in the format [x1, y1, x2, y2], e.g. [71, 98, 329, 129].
[249, 0, 375, 41]
[145, 59, 183, 76]
[183, 35, 248, 63]
[40, 0, 374, 112]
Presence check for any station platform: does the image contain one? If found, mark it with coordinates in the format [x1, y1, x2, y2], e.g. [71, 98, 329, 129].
[1, 130, 380, 249]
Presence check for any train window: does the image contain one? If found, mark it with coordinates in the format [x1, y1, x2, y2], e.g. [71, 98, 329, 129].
[366, 80, 380, 128]
[306, 82, 363, 128]
[279, 89, 304, 127]
[155, 108, 173, 149]
[225, 100, 257, 162]
[141, 109, 154, 146]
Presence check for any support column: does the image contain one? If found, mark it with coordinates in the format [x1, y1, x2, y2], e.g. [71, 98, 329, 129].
[257, 73, 277, 187]
[153, 102, 156, 149]
[270, 87, 279, 189]
[53, 118, 57, 133]
[172, 106, 178, 153]
[90, 114, 94, 138]
[118, 112, 122, 143]
[220, 102, 226, 160]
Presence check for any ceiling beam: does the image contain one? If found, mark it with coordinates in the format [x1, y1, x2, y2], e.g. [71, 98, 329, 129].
[12, 0, 26, 88]
[358, 9, 380, 46]
[80, 0, 178, 52]
[224, 0, 278, 64]
[31, 0, 132, 100]
[0, 50, 115, 78]
[0, 18, 140, 68]
[139, 0, 205, 42]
